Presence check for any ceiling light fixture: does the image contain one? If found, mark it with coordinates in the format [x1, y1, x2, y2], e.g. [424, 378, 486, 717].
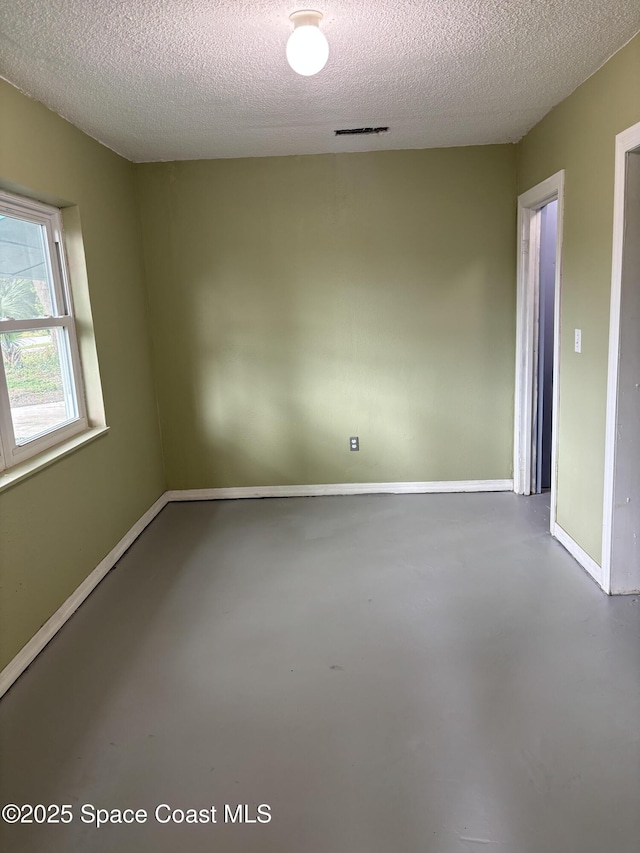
[286, 10, 329, 77]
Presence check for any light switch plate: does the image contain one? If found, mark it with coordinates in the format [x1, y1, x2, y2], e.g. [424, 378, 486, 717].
[574, 329, 582, 353]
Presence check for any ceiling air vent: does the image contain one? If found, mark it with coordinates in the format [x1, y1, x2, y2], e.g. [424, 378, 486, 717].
[334, 127, 389, 136]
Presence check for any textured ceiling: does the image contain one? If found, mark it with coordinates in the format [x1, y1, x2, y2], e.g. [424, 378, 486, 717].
[0, 1, 639, 162]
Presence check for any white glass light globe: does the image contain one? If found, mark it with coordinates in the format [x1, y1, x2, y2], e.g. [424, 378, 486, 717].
[286, 23, 329, 77]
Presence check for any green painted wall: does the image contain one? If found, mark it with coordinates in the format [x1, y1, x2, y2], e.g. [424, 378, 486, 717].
[0, 80, 165, 670]
[517, 33, 640, 563]
[136, 147, 517, 490]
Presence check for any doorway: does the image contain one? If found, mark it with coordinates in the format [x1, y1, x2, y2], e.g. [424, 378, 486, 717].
[603, 121, 640, 594]
[534, 200, 557, 494]
[514, 172, 564, 529]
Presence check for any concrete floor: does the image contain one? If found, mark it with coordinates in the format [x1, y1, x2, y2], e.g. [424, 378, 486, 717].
[0, 493, 639, 852]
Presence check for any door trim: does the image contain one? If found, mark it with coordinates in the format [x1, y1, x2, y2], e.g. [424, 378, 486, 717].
[514, 171, 565, 533]
[602, 120, 640, 595]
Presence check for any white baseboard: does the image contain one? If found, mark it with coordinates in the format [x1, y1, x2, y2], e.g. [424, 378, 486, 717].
[166, 480, 514, 501]
[553, 523, 606, 591]
[0, 492, 169, 700]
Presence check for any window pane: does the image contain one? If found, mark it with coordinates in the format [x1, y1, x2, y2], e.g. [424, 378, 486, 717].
[0, 214, 56, 319]
[1, 327, 78, 445]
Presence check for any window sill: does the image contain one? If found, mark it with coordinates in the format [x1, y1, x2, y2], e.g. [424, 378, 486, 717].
[0, 426, 109, 495]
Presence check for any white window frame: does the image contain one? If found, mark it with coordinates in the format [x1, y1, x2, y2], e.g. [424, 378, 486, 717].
[0, 191, 88, 471]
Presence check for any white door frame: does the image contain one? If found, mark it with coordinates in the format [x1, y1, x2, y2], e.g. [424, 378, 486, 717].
[513, 171, 565, 531]
[602, 120, 640, 595]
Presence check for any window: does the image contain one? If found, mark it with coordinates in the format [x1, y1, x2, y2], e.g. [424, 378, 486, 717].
[0, 191, 87, 471]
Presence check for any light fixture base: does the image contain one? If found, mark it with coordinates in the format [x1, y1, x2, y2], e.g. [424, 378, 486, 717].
[289, 10, 323, 29]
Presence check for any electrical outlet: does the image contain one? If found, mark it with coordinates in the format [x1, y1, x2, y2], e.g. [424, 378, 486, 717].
[350, 436, 359, 451]
[575, 329, 582, 353]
